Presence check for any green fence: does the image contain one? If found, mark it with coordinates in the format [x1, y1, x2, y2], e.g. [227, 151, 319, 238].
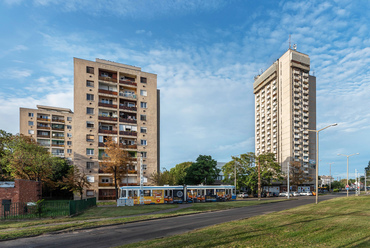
[1, 198, 96, 220]
[69, 197, 97, 216]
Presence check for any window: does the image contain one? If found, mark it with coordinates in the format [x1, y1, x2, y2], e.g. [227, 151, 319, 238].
[86, 162, 94, 169]
[67, 141, 72, 146]
[86, 66, 94, 74]
[67, 117, 72, 121]
[67, 149, 72, 154]
[86, 80, 94, 87]
[86, 135, 94, 142]
[87, 94, 94, 101]
[141, 140, 147, 146]
[142, 164, 147, 170]
[67, 125, 72, 129]
[28, 121, 34, 126]
[140, 77, 147, 83]
[140, 102, 147, 108]
[140, 90, 147, 96]
[86, 121, 94, 128]
[141, 152, 147, 158]
[86, 148, 94, 155]
[28, 113, 34, 117]
[86, 175, 94, 182]
[140, 115, 146, 121]
[67, 133, 72, 137]
[86, 190, 94, 196]
[140, 127, 147, 133]
[87, 108, 94, 114]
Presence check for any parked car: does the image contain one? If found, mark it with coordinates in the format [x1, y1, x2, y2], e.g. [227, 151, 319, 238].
[279, 192, 293, 197]
[308, 191, 314, 196]
[292, 192, 300, 197]
[253, 192, 267, 198]
[237, 192, 248, 198]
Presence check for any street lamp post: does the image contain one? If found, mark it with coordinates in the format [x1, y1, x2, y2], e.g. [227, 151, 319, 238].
[338, 153, 359, 197]
[327, 162, 334, 192]
[308, 123, 337, 204]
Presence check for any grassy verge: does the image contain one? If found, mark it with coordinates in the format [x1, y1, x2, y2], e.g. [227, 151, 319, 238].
[121, 196, 370, 248]
[0, 199, 285, 240]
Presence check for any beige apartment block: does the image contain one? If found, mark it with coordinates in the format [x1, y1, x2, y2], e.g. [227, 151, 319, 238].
[253, 49, 316, 184]
[19, 105, 74, 161]
[73, 58, 160, 200]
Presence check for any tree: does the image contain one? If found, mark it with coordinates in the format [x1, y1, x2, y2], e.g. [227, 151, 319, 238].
[331, 180, 344, 189]
[43, 157, 73, 199]
[0, 129, 13, 180]
[61, 166, 91, 200]
[169, 162, 192, 185]
[289, 161, 312, 189]
[100, 137, 132, 201]
[184, 155, 220, 185]
[4, 135, 53, 183]
[222, 152, 255, 190]
[149, 169, 176, 185]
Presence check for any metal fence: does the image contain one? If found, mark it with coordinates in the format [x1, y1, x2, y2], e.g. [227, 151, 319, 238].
[1, 198, 96, 220]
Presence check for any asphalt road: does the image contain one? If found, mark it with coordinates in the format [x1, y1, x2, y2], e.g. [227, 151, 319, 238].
[1, 193, 346, 248]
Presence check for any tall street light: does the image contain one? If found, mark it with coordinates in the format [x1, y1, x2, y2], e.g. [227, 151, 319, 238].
[338, 153, 359, 197]
[327, 162, 334, 192]
[308, 123, 338, 204]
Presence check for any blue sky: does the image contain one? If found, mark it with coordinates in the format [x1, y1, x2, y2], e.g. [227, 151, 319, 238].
[0, 0, 369, 180]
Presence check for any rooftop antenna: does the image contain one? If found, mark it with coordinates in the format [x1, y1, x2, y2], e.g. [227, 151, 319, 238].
[293, 44, 297, 50]
[289, 34, 291, 49]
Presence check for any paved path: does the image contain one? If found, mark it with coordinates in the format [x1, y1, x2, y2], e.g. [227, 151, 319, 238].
[0, 194, 345, 248]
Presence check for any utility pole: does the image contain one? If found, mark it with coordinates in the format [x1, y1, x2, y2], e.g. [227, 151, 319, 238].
[234, 162, 237, 193]
[355, 169, 358, 196]
[327, 162, 334, 192]
[365, 168, 367, 194]
[258, 158, 261, 201]
[287, 162, 290, 199]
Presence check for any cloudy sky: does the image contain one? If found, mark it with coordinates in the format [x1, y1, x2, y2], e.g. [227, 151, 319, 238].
[0, 0, 369, 180]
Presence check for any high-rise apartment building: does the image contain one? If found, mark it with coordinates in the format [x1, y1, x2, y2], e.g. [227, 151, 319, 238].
[73, 58, 160, 200]
[19, 105, 74, 160]
[253, 49, 316, 183]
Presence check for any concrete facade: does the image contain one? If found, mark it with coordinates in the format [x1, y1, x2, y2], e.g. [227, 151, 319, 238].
[253, 49, 316, 184]
[19, 105, 74, 162]
[73, 58, 160, 200]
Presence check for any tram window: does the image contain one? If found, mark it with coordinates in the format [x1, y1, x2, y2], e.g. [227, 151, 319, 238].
[153, 190, 162, 197]
[133, 190, 138, 197]
[143, 190, 151, 196]
[121, 190, 127, 198]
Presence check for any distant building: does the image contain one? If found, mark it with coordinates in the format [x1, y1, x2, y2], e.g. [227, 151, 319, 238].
[320, 175, 334, 186]
[253, 49, 316, 186]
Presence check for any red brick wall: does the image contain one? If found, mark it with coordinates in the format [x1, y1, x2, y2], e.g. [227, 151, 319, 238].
[0, 179, 42, 203]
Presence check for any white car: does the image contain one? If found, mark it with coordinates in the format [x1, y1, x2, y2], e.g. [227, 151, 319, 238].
[237, 192, 248, 198]
[292, 192, 300, 197]
[279, 192, 293, 197]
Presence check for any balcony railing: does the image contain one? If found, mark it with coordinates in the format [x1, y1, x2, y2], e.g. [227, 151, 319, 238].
[98, 182, 138, 187]
[52, 127, 64, 131]
[98, 102, 117, 109]
[119, 118, 137, 124]
[52, 144, 64, 147]
[51, 136, 64, 139]
[119, 80, 137, 87]
[98, 129, 117, 134]
[119, 144, 137, 149]
[98, 142, 105, 147]
[52, 153, 65, 156]
[119, 105, 137, 111]
[99, 76, 117, 83]
[37, 134, 50, 138]
[37, 126, 50, 130]
[37, 117, 50, 122]
[119, 131, 137, 136]
[98, 89, 118, 95]
[98, 116, 118, 122]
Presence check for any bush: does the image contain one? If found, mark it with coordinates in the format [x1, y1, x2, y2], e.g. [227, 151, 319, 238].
[333, 188, 340, 192]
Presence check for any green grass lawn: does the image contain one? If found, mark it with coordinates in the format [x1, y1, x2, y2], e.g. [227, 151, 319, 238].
[121, 196, 370, 248]
[0, 199, 285, 240]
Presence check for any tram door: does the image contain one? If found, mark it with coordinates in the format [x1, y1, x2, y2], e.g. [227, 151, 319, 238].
[164, 189, 173, 203]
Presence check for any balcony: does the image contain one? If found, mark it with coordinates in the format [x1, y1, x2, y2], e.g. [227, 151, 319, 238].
[99, 76, 117, 83]
[52, 118, 64, 123]
[119, 92, 137, 100]
[51, 136, 64, 140]
[119, 118, 137, 124]
[98, 116, 118, 122]
[119, 80, 137, 87]
[98, 89, 118, 96]
[98, 102, 117, 109]
[37, 134, 50, 138]
[52, 127, 64, 131]
[119, 104, 137, 111]
[52, 144, 64, 147]
[52, 153, 64, 156]
[119, 131, 137, 136]
[98, 129, 117, 135]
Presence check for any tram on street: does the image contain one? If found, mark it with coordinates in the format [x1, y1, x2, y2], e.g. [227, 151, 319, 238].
[119, 185, 236, 205]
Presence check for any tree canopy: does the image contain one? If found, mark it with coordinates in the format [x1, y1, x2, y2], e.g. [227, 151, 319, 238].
[149, 169, 176, 186]
[184, 155, 220, 185]
[169, 162, 192, 185]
